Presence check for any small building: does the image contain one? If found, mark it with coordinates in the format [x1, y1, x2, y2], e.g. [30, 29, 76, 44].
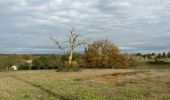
[12, 65, 18, 71]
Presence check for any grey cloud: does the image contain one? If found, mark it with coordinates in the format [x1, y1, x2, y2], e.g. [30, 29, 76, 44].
[0, 0, 170, 53]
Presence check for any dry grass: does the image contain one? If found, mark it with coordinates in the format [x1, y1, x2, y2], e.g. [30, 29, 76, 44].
[0, 68, 170, 100]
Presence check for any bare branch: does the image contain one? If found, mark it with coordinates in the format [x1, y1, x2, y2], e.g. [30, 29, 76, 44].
[50, 37, 67, 54]
[70, 27, 75, 33]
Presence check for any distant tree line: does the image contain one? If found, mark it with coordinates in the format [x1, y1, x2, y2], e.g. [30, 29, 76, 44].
[134, 52, 170, 65]
[135, 52, 170, 59]
[1, 45, 169, 71]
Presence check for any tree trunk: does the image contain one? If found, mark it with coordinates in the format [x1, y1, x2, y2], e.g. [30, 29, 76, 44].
[69, 49, 73, 64]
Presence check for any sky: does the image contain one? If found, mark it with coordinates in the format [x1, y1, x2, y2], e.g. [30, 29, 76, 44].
[0, 0, 170, 54]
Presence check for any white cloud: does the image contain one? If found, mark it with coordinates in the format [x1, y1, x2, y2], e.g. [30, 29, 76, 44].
[53, 0, 63, 5]
[119, 47, 137, 50]
[110, 2, 131, 7]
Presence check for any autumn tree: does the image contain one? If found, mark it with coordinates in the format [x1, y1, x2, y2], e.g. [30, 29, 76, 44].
[162, 52, 166, 58]
[85, 39, 129, 68]
[152, 52, 155, 56]
[168, 52, 170, 58]
[157, 53, 162, 59]
[136, 53, 143, 57]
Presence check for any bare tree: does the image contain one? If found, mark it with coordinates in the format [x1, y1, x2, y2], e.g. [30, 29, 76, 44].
[51, 27, 88, 64]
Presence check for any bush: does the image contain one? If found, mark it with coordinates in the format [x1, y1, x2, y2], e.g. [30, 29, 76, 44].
[58, 53, 81, 72]
[61, 54, 69, 61]
[64, 61, 79, 67]
[84, 39, 131, 69]
[32, 55, 60, 70]
[57, 61, 80, 72]
[18, 63, 30, 70]
[147, 60, 170, 65]
[62, 53, 81, 61]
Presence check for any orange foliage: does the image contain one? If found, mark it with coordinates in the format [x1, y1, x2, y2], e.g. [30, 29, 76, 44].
[84, 39, 129, 68]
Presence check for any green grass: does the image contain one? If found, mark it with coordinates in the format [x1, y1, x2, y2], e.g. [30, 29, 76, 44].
[118, 88, 151, 98]
[0, 68, 170, 100]
[73, 78, 83, 82]
[161, 96, 170, 100]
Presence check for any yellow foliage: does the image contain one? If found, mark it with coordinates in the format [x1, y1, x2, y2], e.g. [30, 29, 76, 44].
[64, 61, 79, 67]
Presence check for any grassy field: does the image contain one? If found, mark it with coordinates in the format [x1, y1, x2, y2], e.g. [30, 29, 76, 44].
[0, 68, 170, 100]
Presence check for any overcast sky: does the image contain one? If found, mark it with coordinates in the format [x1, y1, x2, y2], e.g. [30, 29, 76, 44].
[0, 0, 170, 54]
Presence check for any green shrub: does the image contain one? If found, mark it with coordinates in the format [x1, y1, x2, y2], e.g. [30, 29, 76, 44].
[32, 55, 59, 70]
[161, 96, 170, 100]
[62, 53, 81, 61]
[61, 54, 69, 61]
[18, 63, 30, 70]
[58, 54, 81, 72]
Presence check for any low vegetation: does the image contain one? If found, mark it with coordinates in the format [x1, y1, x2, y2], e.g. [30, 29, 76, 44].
[0, 68, 170, 100]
